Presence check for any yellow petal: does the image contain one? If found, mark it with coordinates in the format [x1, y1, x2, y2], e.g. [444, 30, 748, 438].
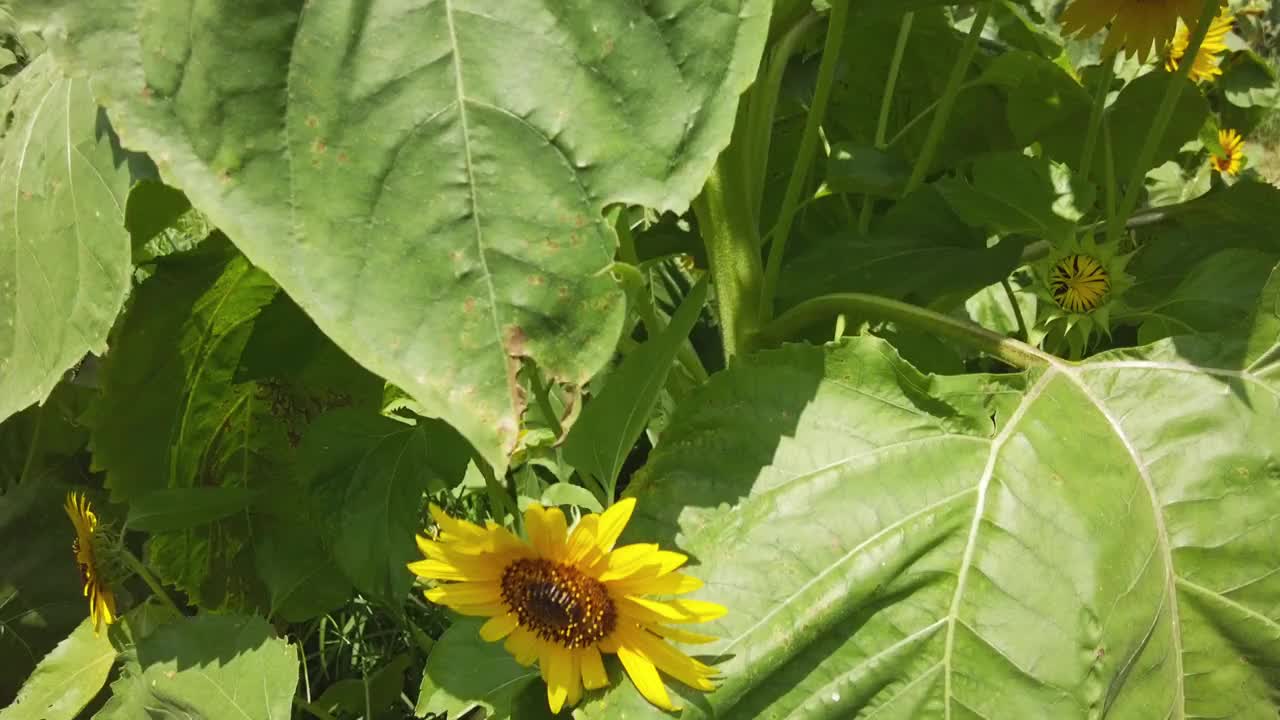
[618, 596, 727, 625]
[599, 549, 688, 583]
[581, 645, 609, 690]
[424, 582, 501, 605]
[565, 515, 602, 565]
[429, 504, 487, 541]
[544, 645, 573, 714]
[649, 625, 720, 645]
[504, 628, 539, 666]
[617, 641, 677, 711]
[595, 497, 635, 552]
[565, 651, 583, 707]
[619, 626, 717, 692]
[594, 543, 661, 581]
[480, 613, 520, 642]
[609, 571, 703, 597]
[525, 504, 568, 560]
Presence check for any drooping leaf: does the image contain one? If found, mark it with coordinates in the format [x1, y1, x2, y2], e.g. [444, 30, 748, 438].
[12, 0, 774, 474]
[0, 54, 133, 424]
[414, 618, 550, 720]
[935, 152, 1089, 240]
[563, 278, 708, 491]
[581, 325, 1280, 718]
[102, 614, 298, 720]
[0, 618, 116, 720]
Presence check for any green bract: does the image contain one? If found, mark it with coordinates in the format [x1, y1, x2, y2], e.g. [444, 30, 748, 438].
[3, 1, 1279, 718]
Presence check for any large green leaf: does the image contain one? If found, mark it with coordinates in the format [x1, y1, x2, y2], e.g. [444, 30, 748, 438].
[101, 614, 298, 720]
[0, 54, 132, 424]
[580, 326, 1280, 717]
[14, 0, 773, 473]
[0, 618, 116, 720]
[415, 618, 550, 720]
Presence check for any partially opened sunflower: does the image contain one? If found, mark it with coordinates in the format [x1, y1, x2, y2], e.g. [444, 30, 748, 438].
[64, 492, 117, 634]
[411, 498, 725, 713]
[1166, 8, 1234, 82]
[1061, 0, 1209, 60]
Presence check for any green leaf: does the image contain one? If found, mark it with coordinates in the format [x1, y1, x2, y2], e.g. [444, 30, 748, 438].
[297, 409, 432, 603]
[14, 0, 773, 475]
[253, 519, 353, 623]
[563, 279, 707, 491]
[414, 618, 550, 720]
[103, 614, 298, 720]
[1128, 252, 1278, 345]
[0, 618, 116, 720]
[825, 143, 910, 198]
[123, 179, 190, 251]
[539, 482, 604, 514]
[1103, 73, 1209, 187]
[314, 654, 411, 720]
[776, 188, 1024, 313]
[935, 152, 1088, 240]
[0, 54, 133, 424]
[124, 487, 258, 532]
[582, 328, 1280, 718]
[0, 466, 86, 700]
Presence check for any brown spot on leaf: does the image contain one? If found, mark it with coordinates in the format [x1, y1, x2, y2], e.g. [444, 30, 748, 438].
[545, 238, 561, 252]
[312, 138, 327, 154]
[463, 297, 477, 314]
[305, 116, 319, 129]
[557, 286, 571, 300]
[528, 275, 545, 286]
[337, 151, 349, 164]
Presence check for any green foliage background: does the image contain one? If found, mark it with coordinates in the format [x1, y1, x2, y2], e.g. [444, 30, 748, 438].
[2, 0, 1280, 718]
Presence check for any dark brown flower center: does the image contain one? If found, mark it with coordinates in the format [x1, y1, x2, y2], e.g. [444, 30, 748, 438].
[500, 558, 616, 648]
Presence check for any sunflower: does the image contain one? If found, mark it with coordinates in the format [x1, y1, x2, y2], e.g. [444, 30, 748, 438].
[410, 499, 725, 713]
[1165, 8, 1234, 82]
[1035, 235, 1134, 358]
[1061, 0, 1208, 61]
[1049, 254, 1111, 313]
[64, 492, 117, 634]
[1211, 128, 1245, 176]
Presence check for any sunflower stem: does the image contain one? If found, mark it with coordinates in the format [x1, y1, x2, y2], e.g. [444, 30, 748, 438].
[1077, 57, 1115, 186]
[120, 548, 183, 616]
[1001, 278, 1030, 342]
[694, 161, 764, 361]
[527, 362, 564, 439]
[1113, 0, 1220, 233]
[761, 0, 851, 321]
[753, 292, 1056, 369]
[859, 11, 916, 234]
[903, 3, 992, 195]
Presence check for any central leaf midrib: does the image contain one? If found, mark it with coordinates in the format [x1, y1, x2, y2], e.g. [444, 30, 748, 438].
[441, 0, 507, 390]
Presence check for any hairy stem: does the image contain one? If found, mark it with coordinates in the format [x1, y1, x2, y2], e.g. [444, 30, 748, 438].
[860, 10, 915, 234]
[904, 3, 992, 194]
[120, 548, 184, 616]
[1113, 0, 1220, 231]
[754, 293, 1055, 369]
[1077, 58, 1116, 185]
[761, 0, 851, 319]
[694, 163, 765, 361]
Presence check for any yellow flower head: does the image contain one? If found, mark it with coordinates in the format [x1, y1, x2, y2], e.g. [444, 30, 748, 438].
[411, 499, 725, 713]
[1050, 254, 1111, 313]
[64, 492, 117, 634]
[1061, 0, 1208, 61]
[1166, 8, 1234, 82]
[1211, 128, 1245, 176]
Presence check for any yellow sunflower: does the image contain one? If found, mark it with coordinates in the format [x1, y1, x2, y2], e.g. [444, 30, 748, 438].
[410, 498, 725, 713]
[1061, 0, 1207, 60]
[64, 492, 117, 634]
[1049, 254, 1111, 313]
[1211, 128, 1245, 175]
[1166, 8, 1234, 82]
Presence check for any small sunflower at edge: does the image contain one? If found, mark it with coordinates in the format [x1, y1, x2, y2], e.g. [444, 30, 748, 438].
[1211, 128, 1246, 176]
[410, 498, 726, 713]
[1061, 0, 1213, 61]
[64, 492, 118, 634]
[1035, 235, 1134, 358]
[1166, 7, 1234, 82]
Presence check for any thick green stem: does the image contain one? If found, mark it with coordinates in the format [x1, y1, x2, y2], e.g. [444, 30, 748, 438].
[527, 365, 563, 438]
[694, 163, 765, 362]
[860, 11, 915, 234]
[761, 0, 851, 320]
[1114, 0, 1220, 228]
[746, 12, 821, 225]
[904, 3, 991, 194]
[120, 548, 183, 616]
[754, 293, 1055, 369]
[1078, 58, 1115, 184]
